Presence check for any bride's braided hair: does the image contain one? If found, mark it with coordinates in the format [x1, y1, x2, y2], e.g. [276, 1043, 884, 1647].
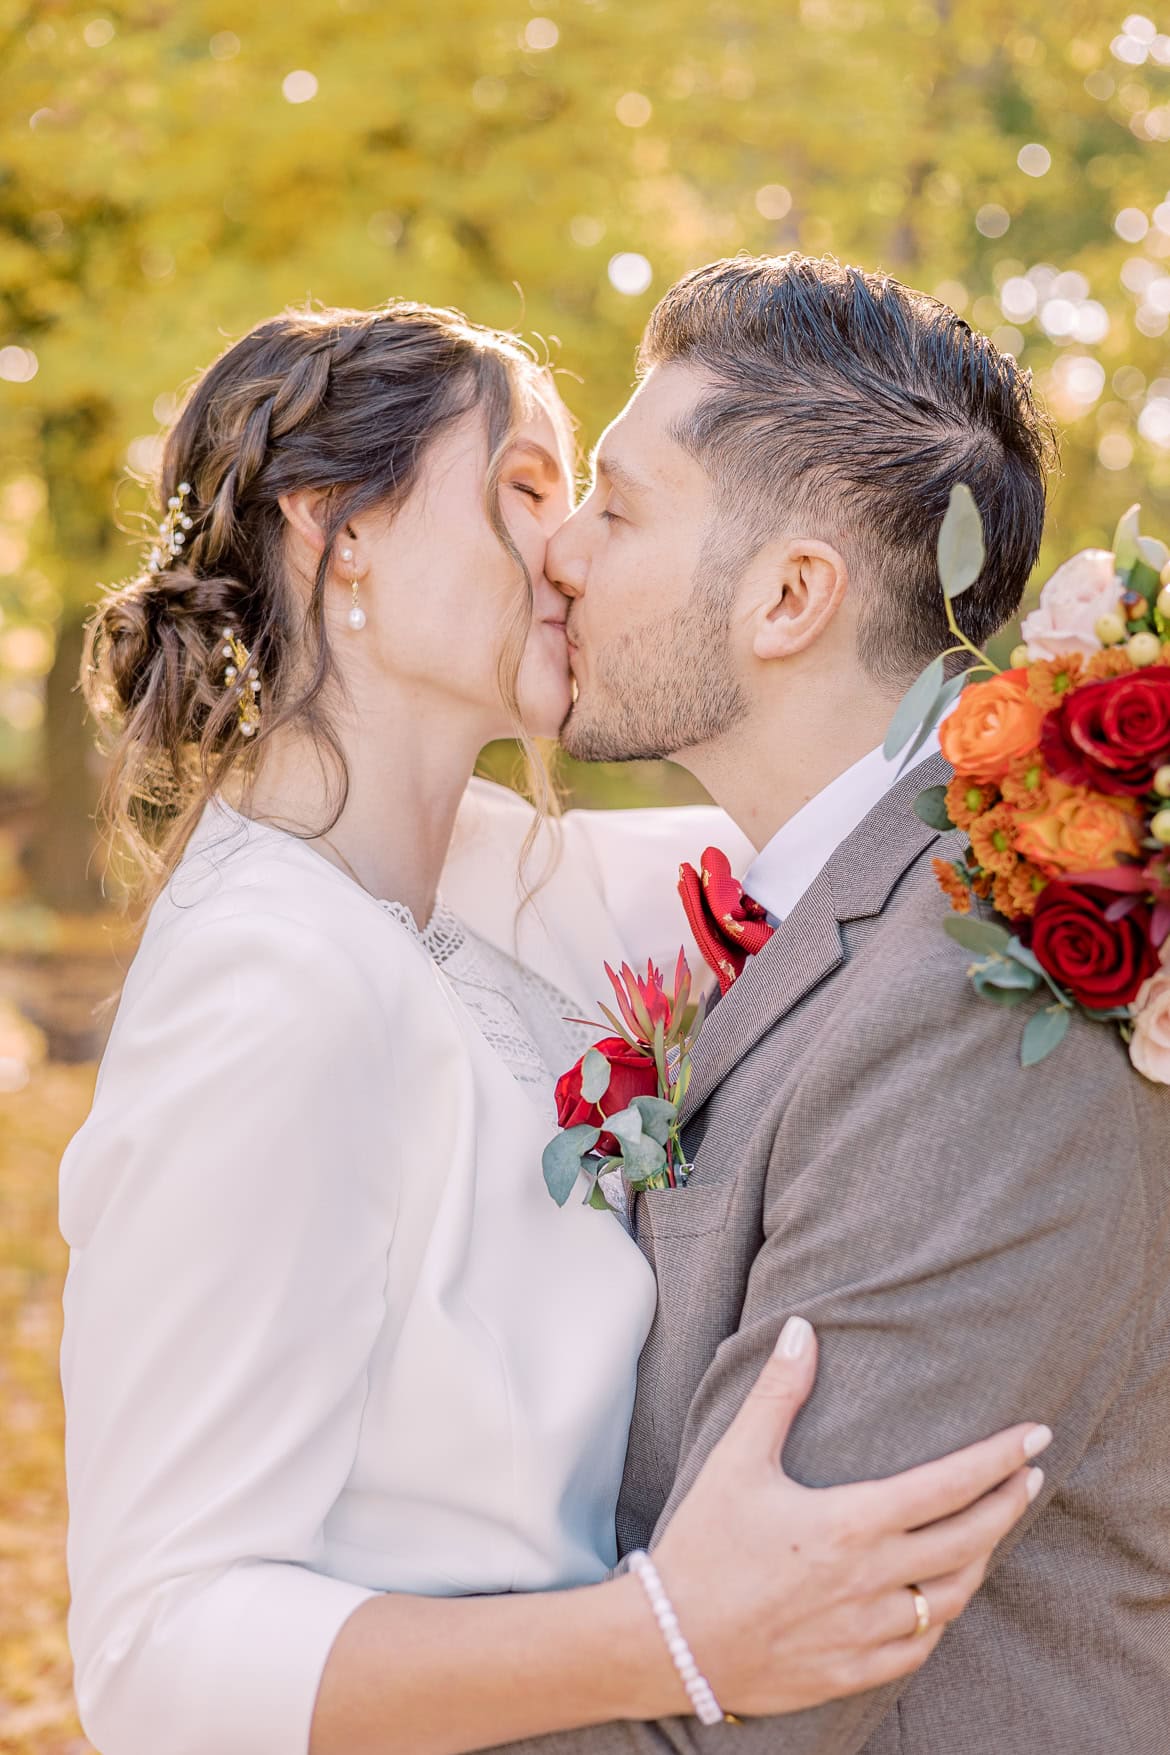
[84, 299, 564, 905]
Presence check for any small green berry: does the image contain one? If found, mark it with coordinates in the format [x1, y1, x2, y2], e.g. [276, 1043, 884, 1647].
[1127, 631, 1163, 667]
[1154, 765, 1170, 799]
[1095, 612, 1127, 646]
[1009, 643, 1030, 670]
[1157, 584, 1170, 620]
[1151, 808, 1170, 846]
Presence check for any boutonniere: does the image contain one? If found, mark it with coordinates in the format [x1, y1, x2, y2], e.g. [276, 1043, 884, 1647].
[543, 952, 706, 1209]
[887, 485, 1170, 1082]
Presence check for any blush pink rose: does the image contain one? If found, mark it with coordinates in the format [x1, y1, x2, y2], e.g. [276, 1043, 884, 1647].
[1020, 549, 1125, 662]
[1129, 955, 1170, 1086]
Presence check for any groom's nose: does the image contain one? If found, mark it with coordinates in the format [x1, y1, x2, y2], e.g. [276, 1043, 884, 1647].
[546, 512, 586, 599]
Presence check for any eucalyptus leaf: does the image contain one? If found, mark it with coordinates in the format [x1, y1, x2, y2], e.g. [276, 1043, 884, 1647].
[897, 672, 968, 775]
[973, 956, 1038, 993]
[883, 654, 944, 760]
[542, 1124, 600, 1207]
[1112, 503, 1141, 574]
[913, 784, 955, 832]
[629, 1095, 677, 1145]
[602, 1105, 643, 1145]
[1138, 534, 1168, 572]
[1021, 1005, 1071, 1068]
[1004, 936, 1046, 977]
[580, 1047, 612, 1104]
[944, 915, 1013, 956]
[586, 1179, 611, 1211]
[938, 483, 985, 598]
[975, 982, 1030, 1007]
[618, 1131, 668, 1180]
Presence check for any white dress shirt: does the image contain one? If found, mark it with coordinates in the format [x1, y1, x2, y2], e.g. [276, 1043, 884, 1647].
[742, 732, 942, 925]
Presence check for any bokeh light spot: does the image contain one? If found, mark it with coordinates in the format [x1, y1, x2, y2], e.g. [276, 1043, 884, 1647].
[0, 347, 39, 383]
[755, 184, 793, 219]
[615, 92, 652, 128]
[282, 70, 318, 104]
[608, 252, 653, 295]
[83, 18, 115, 47]
[1115, 206, 1149, 241]
[210, 31, 240, 60]
[570, 216, 605, 247]
[975, 203, 1010, 238]
[1098, 431, 1135, 470]
[524, 17, 559, 51]
[1017, 143, 1051, 176]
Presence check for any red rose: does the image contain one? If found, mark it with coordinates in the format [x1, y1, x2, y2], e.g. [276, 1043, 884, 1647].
[554, 1036, 659, 1157]
[678, 847, 775, 994]
[1029, 878, 1159, 1009]
[1041, 670, 1170, 797]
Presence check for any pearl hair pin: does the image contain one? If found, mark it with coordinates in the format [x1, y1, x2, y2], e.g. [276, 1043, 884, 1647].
[221, 626, 261, 738]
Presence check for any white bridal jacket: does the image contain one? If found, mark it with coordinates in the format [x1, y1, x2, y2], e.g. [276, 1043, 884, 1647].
[58, 779, 751, 1755]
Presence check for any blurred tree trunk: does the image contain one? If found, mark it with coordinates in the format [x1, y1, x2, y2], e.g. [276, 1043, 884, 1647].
[26, 401, 120, 912]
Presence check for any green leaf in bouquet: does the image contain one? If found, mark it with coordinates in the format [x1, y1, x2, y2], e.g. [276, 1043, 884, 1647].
[1129, 557, 1162, 602]
[897, 672, 968, 775]
[913, 784, 955, 832]
[944, 915, 1013, 956]
[586, 1179, 611, 1211]
[602, 1105, 643, 1144]
[580, 1047, 612, 1104]
[620, 1132, 668, 1181]
[975, 981, 1030, 1006]
[1021, 1005, 1071, 1068]
[1112, 504, 1141, 575]
[883, 654, 945, 760]
[629, 1095, 678, 1145]
[1137, 534, 1168, 573]
[542, 1125, 601, 1207]
[938, 483, 985, 599]
[972, 956, 1038, 996]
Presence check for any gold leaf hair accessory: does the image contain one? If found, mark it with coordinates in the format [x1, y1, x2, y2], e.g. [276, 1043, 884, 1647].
[147, 481, 194, 574]
[221, 627, 261, 739]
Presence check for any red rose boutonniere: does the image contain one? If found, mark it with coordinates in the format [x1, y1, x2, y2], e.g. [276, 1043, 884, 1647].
[887, 485, 1170, 1082]
[543, 952, 705, 1209]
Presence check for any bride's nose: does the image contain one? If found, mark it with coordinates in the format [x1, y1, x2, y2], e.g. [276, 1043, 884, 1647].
[546, 516, 586, 599]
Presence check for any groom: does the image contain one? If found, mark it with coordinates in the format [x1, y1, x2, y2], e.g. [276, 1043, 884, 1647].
[510, 256, 1170, 1752]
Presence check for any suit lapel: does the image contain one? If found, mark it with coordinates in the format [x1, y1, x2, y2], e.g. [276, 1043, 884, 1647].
[679, 751, 952, 1122]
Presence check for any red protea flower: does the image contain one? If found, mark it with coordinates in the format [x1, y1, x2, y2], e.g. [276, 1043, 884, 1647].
[601, 950, 693, 1051]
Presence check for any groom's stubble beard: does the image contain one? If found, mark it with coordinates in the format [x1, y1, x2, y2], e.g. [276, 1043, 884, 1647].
[559, 557, 748, 763]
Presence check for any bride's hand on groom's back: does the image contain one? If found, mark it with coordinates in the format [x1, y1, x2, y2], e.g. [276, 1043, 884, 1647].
[650, 1315, 1051, 1719]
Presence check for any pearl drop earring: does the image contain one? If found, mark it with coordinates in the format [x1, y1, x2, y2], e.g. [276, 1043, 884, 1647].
[340, 546, 366, 631]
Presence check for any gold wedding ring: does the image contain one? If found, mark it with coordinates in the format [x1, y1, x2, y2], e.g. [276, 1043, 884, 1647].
[908, 1585, 932, 1638]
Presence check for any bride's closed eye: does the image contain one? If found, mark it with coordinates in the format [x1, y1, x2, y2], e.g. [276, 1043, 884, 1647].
[509, 480, 547, 505]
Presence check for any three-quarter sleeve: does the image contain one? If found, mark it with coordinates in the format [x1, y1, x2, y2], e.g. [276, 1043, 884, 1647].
[59, 908, 399, 1755]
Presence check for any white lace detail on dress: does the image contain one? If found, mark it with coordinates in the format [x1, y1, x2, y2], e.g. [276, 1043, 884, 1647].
[381, 896, 632, 1230]
[379, 897, 597, 1108]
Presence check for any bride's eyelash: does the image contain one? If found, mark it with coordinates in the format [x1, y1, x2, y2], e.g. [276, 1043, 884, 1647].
[510, 481, 546, 503]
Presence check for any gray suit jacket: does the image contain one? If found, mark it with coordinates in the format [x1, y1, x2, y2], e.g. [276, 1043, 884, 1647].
[495, 752, 1170, 1755]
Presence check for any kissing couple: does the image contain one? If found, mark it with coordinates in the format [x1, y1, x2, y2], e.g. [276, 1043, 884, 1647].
[60, 253, 1168, 1755]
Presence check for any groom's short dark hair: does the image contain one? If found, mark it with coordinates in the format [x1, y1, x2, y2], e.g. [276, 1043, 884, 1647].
[639, 254, 1054, 685]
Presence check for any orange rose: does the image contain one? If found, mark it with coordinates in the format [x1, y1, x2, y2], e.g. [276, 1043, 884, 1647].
[1012, 784, 1143, 876]
[940, 672, 1047, 783]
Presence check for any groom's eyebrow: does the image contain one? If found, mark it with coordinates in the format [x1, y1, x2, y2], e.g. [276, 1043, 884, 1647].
[591, 448, 648, 500]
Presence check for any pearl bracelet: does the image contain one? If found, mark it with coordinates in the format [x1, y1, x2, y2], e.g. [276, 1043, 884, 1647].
[626, 1548, 728, 1727]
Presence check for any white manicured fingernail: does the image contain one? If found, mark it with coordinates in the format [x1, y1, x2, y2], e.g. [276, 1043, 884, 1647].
[1026, 1467, 1044, 1503]
[1023, 1425, 1053, 1459]
[777, 1316, 812, 1359]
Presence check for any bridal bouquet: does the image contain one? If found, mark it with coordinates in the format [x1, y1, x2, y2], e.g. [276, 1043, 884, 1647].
[542, 953, 704, 1208]
[888, 487, 1170, 1083]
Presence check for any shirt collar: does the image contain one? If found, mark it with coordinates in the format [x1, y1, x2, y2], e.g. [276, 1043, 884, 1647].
[741, 728, 943, 926]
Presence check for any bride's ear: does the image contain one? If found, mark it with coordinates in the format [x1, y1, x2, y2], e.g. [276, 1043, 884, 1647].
[277, 489, 334, 564]
[749, 538, 849, 661]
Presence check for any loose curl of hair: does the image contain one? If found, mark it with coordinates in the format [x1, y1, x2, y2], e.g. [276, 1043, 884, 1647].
[84, 298, 571, 908]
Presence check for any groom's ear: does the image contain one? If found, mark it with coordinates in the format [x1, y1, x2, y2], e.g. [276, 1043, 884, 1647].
[748, 537, 849, 661]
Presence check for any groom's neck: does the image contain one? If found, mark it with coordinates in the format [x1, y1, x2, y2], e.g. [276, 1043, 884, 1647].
[680, 677, 901, 854]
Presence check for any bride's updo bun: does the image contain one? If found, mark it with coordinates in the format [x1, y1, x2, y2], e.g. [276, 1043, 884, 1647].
[84, 299, 563, 904]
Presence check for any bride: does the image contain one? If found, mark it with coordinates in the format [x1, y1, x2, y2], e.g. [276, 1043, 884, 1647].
[59, 299, 1046, 1755]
